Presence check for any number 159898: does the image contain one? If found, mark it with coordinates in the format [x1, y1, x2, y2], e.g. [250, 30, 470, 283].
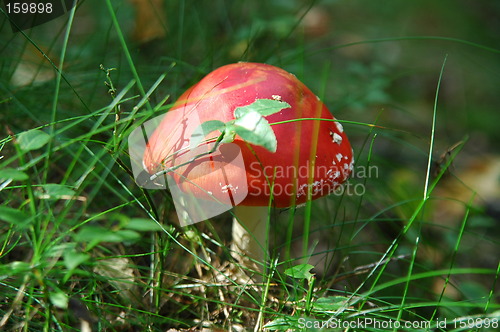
[5, 2, 53, 14]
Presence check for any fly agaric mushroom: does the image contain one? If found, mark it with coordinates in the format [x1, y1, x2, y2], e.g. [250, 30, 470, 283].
[142, 62, 353, 276]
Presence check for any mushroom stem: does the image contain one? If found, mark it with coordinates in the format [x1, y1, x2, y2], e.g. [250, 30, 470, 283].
[231, 205, 269, 274]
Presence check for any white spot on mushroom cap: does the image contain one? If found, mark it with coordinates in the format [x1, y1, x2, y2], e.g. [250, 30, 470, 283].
[331, 132, 342, 145]
[349, 159, 354, 172]
[272, 95, 282, 101]
[295, 154, 354, 199]
[221, 184, 238, 193]
[326, 169, 341, 180]
[296, 180, 325, 198]
[335, 121, 344, 133]
[296, 173, 347, 198]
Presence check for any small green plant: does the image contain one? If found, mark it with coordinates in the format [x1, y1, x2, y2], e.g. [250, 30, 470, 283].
[191, 98, 291, 153]
[148, 98, 291, 184]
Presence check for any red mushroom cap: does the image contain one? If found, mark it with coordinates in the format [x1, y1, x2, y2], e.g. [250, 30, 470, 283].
[143, 62, 353, 208]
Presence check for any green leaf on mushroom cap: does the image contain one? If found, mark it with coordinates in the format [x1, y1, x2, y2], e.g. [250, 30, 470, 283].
[234, 98, 290, 117]
[232, 98, 290, 152]
[232, 110, 277, 152]
[189, 98, 290, 153]
[190, 120, 226, 150]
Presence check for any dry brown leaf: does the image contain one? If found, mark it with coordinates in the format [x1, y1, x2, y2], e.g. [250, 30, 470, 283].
[129, 0, 167, 44]
[93, 257, 138, 302]
[11, 44, 56, 87]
